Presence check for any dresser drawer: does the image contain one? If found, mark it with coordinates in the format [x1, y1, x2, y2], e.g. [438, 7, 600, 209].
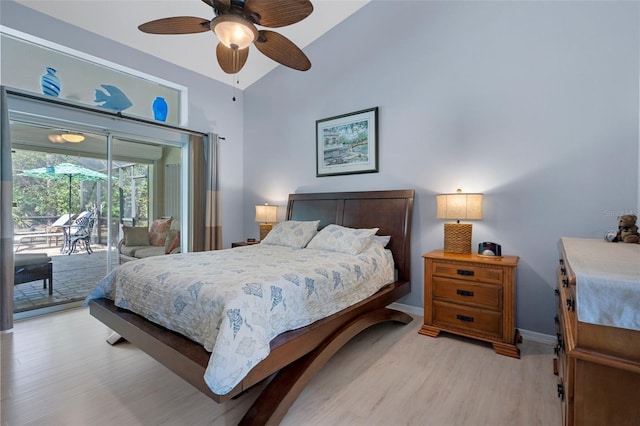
[433, 277, 502, 310]
[432, 261, 503, 285]
[433, 301, 503, 338]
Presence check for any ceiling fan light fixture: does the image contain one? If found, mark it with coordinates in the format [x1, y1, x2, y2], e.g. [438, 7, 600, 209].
[211, 15, 257, 50]
[48, 134, 65, 143]
[60, 132, 85, 143]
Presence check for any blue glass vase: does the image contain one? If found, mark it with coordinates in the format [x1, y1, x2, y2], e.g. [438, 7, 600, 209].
[40, 67, 61, 97]
[152, 96, 168, 122]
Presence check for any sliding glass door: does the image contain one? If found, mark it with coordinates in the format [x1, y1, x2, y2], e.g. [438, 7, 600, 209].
[6, 90, 194, 316]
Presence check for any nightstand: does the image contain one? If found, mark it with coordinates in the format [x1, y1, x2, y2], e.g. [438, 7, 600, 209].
[419, 249, 521, 358]
[231, 241, 259, 248]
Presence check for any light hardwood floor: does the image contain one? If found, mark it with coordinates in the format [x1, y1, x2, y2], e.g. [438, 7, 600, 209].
[1, 307, 560, 425]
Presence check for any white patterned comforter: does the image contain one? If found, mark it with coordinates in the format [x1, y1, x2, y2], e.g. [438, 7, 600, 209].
[85, 242, 394, 395]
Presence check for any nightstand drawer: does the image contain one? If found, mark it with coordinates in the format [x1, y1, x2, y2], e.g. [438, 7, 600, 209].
[433, 277, 502, 310]
[432, 262, 503, 285]
[433, 301, 503, 337]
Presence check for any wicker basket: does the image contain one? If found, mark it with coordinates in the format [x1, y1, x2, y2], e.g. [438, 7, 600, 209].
[259, 223, 273, 241]
[443, 223, 472, 254]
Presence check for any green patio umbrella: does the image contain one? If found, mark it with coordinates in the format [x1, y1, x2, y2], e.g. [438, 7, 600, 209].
[21, 162, 109, 217]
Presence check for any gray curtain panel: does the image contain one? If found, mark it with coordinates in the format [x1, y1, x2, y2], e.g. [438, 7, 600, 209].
[204, 133, 221, 251]
[1, 87, 15, 330]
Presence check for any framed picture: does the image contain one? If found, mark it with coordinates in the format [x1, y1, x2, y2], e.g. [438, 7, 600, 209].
[316, 107, 378, 177]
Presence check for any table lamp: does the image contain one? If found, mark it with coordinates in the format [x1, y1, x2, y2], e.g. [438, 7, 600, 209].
[255, 203, 278, 241]
[436, 189, 483, 254]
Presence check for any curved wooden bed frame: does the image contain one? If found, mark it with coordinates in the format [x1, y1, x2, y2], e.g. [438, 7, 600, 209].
[89, 189, 414, 425]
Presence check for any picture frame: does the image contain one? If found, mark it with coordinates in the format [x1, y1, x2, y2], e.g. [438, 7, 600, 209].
[316, 107, 378, 177]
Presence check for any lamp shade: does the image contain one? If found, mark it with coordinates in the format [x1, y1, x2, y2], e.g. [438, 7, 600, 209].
[436, 191, 483, 220]
[255, 204, 278, 223]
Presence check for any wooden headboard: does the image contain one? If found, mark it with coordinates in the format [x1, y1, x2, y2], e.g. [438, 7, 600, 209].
[287, 189, 415, 282]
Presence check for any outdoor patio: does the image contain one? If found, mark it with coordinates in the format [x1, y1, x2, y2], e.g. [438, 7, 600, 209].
[13, 240, 119, 313]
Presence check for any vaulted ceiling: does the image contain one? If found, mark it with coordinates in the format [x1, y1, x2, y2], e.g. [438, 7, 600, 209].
[15, 0, 369, 90]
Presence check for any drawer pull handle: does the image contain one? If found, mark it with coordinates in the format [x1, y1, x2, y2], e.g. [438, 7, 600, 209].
[456, 289, 474, 297]
[562, 278, 569, 288]
[457, 269, 475, 277]
[554, 289, 560, 296]
[557, 383, 564, 400]
[554, 315, 559, 325]
[556, 333, 564, 349]
[566, 299, 575, 311]
[560, 266, 566, 275]
[554, 342, 565, 354]
[456, 314, 474, 322]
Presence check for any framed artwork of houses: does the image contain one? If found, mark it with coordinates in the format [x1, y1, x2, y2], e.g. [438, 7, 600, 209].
[316, 107, 378, 177]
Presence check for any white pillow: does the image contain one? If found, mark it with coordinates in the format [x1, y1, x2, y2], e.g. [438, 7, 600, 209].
[261, 220, 320, 249]
[306, 224, 379, 255]
[374, 235, 391, 247]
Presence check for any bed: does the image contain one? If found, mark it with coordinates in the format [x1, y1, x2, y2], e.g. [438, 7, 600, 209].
[87, 189, 414, 425]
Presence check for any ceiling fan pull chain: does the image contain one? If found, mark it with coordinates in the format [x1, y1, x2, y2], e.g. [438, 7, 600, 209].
[232, 54, 239, 102]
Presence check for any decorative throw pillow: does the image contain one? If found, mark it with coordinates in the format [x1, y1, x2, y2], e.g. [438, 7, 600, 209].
[123, 226, 149, 246]
[149, 217, 173, 246]
[166, 231, 181, 254]
[306, 224, 379, 255]
[164, 229, 178, 253]
[261, 220, 320, 249]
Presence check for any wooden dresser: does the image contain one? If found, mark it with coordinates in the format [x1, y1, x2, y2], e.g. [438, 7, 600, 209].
[555, 238, 640, 426]
[419, 250, 520, 358]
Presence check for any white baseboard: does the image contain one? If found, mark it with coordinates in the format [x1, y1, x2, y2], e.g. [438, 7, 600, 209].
[518, 329, 556, 345]
[388, 302, 556, 346]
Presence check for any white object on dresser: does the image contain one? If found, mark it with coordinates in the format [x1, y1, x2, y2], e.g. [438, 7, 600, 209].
[555, 237, 640, 426]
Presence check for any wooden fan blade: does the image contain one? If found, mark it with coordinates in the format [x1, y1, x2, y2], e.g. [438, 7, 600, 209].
[245, 0, 313, 28]
[254, 30, 310, 71]
[216, 43, 249, 74]
[138, 17, 211, 34]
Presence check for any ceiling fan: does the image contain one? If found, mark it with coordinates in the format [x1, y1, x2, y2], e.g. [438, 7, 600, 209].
[138, 0, 313, 74]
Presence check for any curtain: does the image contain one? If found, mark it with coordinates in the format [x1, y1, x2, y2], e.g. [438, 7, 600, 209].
[204, 133, 221, 251]
[164, 163, 181, 218]
[189, 133, 205, 252]
[1, 87, 15, 330]
[190, 132, 221, 252]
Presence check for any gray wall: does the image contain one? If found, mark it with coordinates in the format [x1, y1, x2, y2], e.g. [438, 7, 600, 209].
[243, 1, 640, 334]
[0, 0, 246, 249]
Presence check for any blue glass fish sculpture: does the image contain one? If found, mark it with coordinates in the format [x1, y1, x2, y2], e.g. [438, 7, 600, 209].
[94, 84, 132, 111]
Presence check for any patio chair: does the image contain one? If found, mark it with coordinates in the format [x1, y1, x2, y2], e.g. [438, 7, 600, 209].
[60, 211, 91, 254]
[67, 213, 95, 255]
